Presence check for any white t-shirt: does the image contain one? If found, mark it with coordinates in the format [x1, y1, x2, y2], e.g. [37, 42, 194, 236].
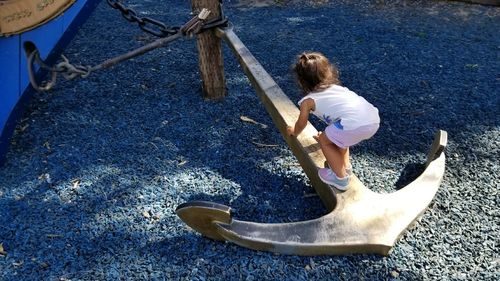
[298, 85, 380, 130]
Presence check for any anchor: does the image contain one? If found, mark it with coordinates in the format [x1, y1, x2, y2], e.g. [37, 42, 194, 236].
[176, 26, 447, 256]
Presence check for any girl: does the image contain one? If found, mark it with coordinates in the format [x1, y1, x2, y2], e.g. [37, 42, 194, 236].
[286, 52, 380, 190]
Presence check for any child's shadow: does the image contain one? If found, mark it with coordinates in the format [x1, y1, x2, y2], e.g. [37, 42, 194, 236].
[394, 162, 425, 190]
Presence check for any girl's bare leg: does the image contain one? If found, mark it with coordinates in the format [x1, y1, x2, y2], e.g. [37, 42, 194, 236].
[345, 147, 351, 169]
[317, 132, 348, 178]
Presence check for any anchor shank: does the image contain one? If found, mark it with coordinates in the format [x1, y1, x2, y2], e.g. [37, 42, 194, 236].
[218, 27, 336, 210]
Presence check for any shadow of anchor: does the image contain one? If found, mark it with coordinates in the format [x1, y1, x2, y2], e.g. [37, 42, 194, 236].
[175, 26, 448, 256]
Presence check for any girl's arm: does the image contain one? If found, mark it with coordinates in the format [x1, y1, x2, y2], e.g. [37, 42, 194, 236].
[287, 98, 315, 136]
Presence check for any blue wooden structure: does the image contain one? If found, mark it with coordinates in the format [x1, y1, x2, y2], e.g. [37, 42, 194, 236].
[0, 0, 101, 165]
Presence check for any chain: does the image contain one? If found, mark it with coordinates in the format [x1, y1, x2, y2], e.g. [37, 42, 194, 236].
[27, 9, 220, 91]
[106, 0, 180, 37]
[27, 0, 230, 91]
[106, 0, 227, 37]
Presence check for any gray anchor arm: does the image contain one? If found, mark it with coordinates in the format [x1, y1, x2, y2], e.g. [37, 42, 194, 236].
[175, 27, 447, 256]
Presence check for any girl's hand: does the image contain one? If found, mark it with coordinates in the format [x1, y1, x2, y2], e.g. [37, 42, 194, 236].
[286, 126, 295, 136]
[313, 132, 321, 142]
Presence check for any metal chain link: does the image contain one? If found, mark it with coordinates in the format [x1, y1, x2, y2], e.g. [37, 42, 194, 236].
[27, 9, 221, 91]
[106, 0, 180, 37]
[106, 0, 227, 37]
[27, 0, 230, 91]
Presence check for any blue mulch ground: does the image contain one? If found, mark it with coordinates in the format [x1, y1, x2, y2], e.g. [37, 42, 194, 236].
[0, 0, 498, 280]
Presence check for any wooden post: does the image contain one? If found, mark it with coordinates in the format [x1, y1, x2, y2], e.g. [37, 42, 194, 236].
[192, 0, 226, 100]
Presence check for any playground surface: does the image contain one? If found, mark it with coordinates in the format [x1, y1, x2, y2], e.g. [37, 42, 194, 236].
[0, 0, 499, 280]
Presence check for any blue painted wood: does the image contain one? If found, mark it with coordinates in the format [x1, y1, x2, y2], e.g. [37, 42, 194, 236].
[63, 0, 87, 31]
[0, 0, 101, 165]
[0, 35, 20, 143]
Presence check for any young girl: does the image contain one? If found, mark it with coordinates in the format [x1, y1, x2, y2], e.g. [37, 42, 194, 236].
[286, 52, 380, 190]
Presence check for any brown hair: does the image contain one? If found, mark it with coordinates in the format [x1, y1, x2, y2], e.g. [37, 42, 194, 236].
[293, 52, 340, 94]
